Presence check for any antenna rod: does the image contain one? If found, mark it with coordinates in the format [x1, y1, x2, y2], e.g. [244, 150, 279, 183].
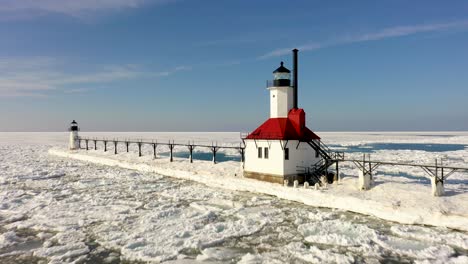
[293, 48, 298, 109]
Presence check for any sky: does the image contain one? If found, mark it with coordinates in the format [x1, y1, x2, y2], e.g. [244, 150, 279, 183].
[0, 0, 467, 132]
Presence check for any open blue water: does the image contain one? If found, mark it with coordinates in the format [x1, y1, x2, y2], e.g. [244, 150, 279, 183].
[331, 143, 467, 153]
[416, 134, 457, 138]
[159, 151, 241, 162]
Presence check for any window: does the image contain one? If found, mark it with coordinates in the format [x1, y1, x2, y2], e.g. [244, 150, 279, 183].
[284, 148, 289, 160]
[264, 148, 269, 159]
[258, 147, 262, 158]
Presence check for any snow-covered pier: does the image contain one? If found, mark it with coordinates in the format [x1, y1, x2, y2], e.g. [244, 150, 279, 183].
[76, 134, 468, 197]
[341, 154, 468, 196]
[49, 146, 468, 232]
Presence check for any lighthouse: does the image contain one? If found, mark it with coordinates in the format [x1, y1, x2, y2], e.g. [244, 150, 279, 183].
[69, 120, 80, 150]
[243, 49, 322, 184]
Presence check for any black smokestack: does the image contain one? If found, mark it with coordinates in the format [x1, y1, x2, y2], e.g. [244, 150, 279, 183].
[293, 48, 298, 109]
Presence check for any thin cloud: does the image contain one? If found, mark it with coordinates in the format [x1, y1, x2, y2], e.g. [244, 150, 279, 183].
[52, 66, 141, 85]
[64, 88, 93, 94]
[351, 21, 468, 42]
[259, 20, 468, 59]
[196, 37, 261, 47]
[0, 58, 191, 97]
[152, 65, 191, 77]
[258, 43, 323, 59]
[0, 91, 48, 98]
[0, 0, 174, 20]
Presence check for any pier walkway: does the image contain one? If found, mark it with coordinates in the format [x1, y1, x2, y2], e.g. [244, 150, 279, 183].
[77, 137, 245, 164]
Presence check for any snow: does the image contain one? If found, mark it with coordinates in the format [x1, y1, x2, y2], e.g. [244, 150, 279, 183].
[0, 231, 22, 249]
[1, 132, 468, 263]
[358, 170, 372, 190]
[48, 134, 468, 232]
[284, 242, 355, 264]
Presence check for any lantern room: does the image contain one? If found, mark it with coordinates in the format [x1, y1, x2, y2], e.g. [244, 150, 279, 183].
[69, 120, 79, 131]
[272, 62, 291, 87]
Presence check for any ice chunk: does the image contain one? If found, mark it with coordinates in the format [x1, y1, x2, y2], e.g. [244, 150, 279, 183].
[195, 247, 245, 261]
[284, 242, 355, 264]
[238, 253, 263, 264]
[0, 231, 22, 249]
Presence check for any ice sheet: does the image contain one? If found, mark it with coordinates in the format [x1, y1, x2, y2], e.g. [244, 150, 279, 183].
[1, 132, 467, 263]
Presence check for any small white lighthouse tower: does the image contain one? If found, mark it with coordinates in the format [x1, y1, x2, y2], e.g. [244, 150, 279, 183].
[269, 61, 293, 118]
[243, 49, 322, 184]
[69, 120, 80, 150]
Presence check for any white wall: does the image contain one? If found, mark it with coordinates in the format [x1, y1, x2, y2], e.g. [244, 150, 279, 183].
[244, 140, 284, 175]
[268, 86, 293, 118]
[69, 131, 79, 150]
[244, 139, 321, 176]
[284, 141, 321, 175]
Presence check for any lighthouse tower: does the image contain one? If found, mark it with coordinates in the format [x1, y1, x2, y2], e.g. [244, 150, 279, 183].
[269, 61, 293, 118]
[243, 49, 322, 184]
[68, 120, 80, 150]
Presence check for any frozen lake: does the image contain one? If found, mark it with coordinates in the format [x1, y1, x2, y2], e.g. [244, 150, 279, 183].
[1, 132, 468, 263]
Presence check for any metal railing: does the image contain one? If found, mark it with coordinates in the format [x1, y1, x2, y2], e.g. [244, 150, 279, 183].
[77, 136, 246, 164]
[266, 79, 292, 88]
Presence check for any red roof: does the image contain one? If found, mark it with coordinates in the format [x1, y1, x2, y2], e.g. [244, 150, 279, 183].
[245, 108, 320, 141]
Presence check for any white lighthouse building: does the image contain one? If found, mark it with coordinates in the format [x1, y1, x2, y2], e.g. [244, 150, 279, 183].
[69, 120, 80, 150]
[243, 49, 322, 184]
